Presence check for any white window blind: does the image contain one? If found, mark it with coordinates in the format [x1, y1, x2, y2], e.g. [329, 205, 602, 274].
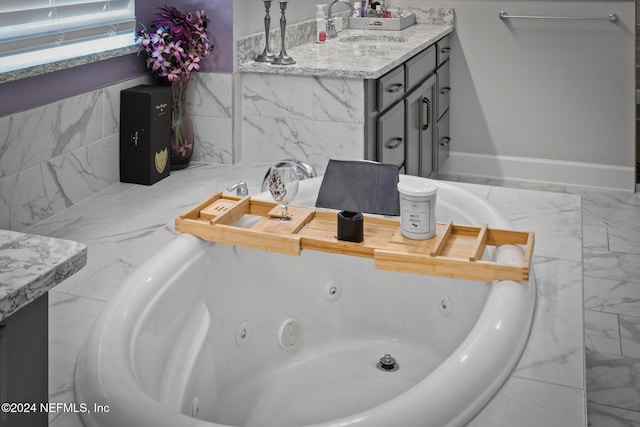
[0, 0, 135, 72]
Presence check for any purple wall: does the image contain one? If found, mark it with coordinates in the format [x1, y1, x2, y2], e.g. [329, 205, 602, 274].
[0, 0, 233, 117]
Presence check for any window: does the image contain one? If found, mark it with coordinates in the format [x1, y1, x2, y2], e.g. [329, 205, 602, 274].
[0, 0, 135, 74]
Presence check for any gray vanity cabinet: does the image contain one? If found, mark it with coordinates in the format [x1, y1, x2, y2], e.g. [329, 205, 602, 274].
[0, 294, 48, 427]
[365, 36, 450, 177]
[434, 35, 451, 172]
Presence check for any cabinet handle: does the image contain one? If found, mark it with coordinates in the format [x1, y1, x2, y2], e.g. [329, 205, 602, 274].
[440, 46, 451, 53]
[387, 137, 404, 149]
[440, 137, 451, 146]
[440, 87, 451, 95]
[386, 83, 404, 93]
[422, 97, 431, 131]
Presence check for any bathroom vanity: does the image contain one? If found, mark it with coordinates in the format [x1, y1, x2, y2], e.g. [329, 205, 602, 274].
[364, 34, 450, 175]
[237, 11, 454, 175]
[0, 230, 86, 427]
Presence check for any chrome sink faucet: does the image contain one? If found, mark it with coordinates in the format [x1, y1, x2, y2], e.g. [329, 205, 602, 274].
[326, 0, 354, 39]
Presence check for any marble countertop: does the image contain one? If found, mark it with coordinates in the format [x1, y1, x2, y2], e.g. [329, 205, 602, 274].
[237, 23, 453, 79]
[0, 229, 87, 322]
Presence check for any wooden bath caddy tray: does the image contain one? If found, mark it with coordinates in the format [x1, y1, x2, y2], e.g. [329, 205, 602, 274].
[175, 193, 535, 282]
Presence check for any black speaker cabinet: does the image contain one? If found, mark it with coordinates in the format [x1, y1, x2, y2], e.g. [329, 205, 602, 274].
[120, 85, 171, 185]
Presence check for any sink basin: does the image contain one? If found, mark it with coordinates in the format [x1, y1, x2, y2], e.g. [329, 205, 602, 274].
[338, 34, 407, 44]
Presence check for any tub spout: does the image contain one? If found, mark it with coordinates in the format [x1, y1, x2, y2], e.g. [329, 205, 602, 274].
[227, 180, 249, 196]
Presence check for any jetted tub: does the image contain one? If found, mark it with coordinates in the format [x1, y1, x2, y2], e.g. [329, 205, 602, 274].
[76, 176, 536, 427]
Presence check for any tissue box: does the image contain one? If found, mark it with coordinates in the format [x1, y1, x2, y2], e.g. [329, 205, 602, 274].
[120, 85, 171, 185]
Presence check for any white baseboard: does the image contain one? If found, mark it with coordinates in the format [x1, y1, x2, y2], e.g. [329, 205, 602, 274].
[439, 152, 636, 192]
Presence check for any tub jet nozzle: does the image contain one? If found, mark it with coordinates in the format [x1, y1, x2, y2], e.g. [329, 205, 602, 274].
[377, 354, 399, 372]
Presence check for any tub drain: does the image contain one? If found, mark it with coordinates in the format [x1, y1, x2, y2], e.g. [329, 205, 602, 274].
[377, 354, 399, 372]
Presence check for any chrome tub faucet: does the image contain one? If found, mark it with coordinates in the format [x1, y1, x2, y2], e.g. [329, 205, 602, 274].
[227, 180, 249, 196]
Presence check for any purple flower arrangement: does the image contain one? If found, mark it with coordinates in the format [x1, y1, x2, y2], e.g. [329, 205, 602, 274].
[135, 6, 213, 82]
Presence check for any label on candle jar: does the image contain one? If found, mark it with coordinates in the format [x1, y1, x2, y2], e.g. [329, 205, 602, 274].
[401, 199, 432, 234]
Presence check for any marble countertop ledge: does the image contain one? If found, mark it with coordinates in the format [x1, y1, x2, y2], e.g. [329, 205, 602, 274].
[237, 23, 454, 79]
[0, 229, 87, 322]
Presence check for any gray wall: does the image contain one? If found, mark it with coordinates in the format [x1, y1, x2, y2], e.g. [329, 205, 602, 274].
[234, 0, 331, 37]
[636, 0, 639, 181]
[403, 0, 636, 189]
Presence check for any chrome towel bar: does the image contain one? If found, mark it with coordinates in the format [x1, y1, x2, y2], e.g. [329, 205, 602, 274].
[499, 11, 618, 23]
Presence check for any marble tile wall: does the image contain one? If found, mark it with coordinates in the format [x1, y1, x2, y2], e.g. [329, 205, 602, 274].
[402, 5, 455, 25]
[241, 73, 365, 172]
[0, 72, 234, 232]
[188, 73, 234, 164]
[0, 76, 145, 232]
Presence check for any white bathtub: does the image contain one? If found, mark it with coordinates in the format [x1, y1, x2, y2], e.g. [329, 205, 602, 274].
[76, 176, 536, 427]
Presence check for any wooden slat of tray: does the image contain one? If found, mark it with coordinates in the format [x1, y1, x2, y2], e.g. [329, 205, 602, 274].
[374, 249, 529, 282]
[179, 192, 236, 220]
[216, 224, 302, 255]
[429, 220, 453, 257]
[522, 232, 535, 271]
[487, 228, 531, 246]
[176, 217, 302, 255]
[252, 205, 316, 235]
[386, 222, 451, 256]
[248, 199, 281, 217]
[469, 224, 489, 262]
[203, 197, 251, 225]
[298, 211, 400, 258]
[387, 222, 486, 260]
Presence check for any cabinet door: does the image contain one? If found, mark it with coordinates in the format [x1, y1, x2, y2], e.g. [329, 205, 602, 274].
[0, 295, 48, 427]
[435, 109, 450, 172]
[436, 60, 451, 121]
[405, 75, 436, 177]
[0, 325, 5, 427]
[437, 34, 451, 66]
[377, 101, 405, 172]
[405, 45, 436, 93]
[377, 65, 405, 112]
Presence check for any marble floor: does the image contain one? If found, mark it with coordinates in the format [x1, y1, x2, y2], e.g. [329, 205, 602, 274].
[441, 174, 640, 427]
[21, 161, 638, 426]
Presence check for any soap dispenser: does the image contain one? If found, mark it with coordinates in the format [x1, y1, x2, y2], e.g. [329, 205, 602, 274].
[315, 5, 326, 43]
